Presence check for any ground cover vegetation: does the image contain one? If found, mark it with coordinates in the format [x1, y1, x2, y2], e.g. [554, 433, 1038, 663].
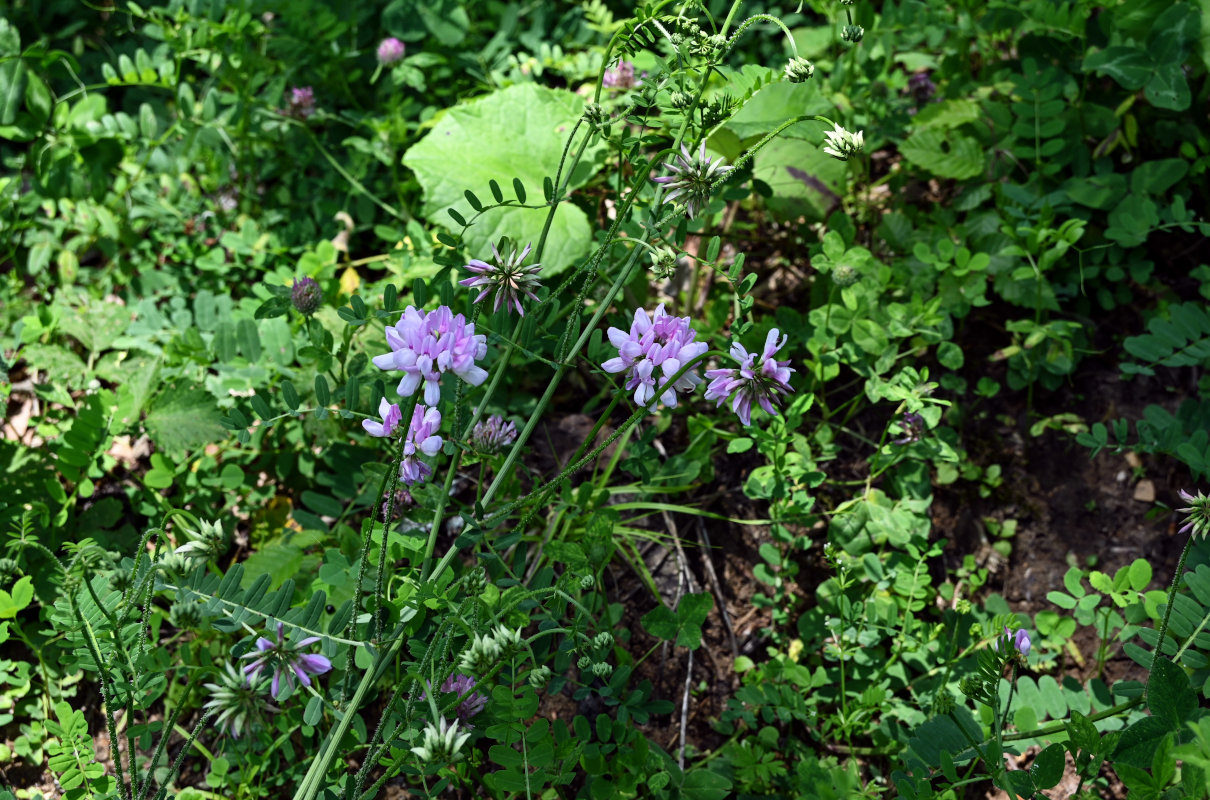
[1, 0, 1209, 797]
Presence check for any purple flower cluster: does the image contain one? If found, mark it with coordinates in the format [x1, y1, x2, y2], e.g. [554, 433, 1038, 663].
[998, 626, 1031, 658]
[372, 306, 488, 405]
[603, 304, 707, 408]
[377, 37, 406, 65]
[603, 60, 636, 89]
[401, 404, 443, 485]
[471, 414, 518, 454]
[439, 673, 489, 725]
[907, 71, 937, 107]
[285, 86, 315, 119]
[363, 399, 444, 486]
[891, 411, 925, 445]
[241, 622, 332, 700]
[704, 330, 795, 426]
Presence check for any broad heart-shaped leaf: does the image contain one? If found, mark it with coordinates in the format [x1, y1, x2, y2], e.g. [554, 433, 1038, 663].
[721, 80, 832, 141]
[899, 128, 984, 180]
[1030, 743, 1066, 789]
[1145, 62, 1192, 111]
[143, 384, 225, 455]
[749, 135, 848, 222]
[1147, 1, 1203, 65]
[403, 83, 606, 276]
[1083, 46, 1153, 90]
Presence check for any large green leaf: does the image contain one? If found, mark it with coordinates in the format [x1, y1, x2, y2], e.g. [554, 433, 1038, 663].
[899, 128, 984, 180]
[0, 18, 25, 127]
[750, 136, 847, 222]
[1145, 62, 1192, 111]
[143, 384, 224, 455]
[722, 80, 830, 141]
[1083, 46, 1153, 90]
[403, 83, 606, 276]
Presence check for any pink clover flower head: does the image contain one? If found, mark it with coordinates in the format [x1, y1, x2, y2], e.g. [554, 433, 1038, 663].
[376, 37, 406, 65]
[703, 329, 795, 426]
[240, 622, 332, 700]
[286, 86, 316, 119]
[603, 60, 636, 89]
[372, 305, 489, 405]
[652, 141, 731, 219]
[363, 397, 403, 438]
[400, 404, 443, 486]
[460, 241, 543, 316]
[603, 304, 708, 409]
[1177, 488, 1210, 539]
[998, 626, 1031, 658]
[470, 414, 517, 455]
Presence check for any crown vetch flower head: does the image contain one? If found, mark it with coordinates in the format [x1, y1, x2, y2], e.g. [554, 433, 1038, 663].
[400, 404, 443, 486]
[822, 123, 864, 161]
[1177, 489, 1210, 539]
[240, 622, 332, 700]
[460, 242, 542, 316]
[470, 414, 517, 454]
[704, 329, 795, 426]
[652, 141, 732, 219]
[372, 305, 488, 405]
[841, 24, 865, 43]
[377, 37, 405, 65]
[363, 397, 403, 438]
[602, 304, 708, 409]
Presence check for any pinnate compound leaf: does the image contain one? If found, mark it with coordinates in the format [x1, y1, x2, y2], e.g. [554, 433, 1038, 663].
[144, 385, 224, 455]
[403, 83, 606, 276]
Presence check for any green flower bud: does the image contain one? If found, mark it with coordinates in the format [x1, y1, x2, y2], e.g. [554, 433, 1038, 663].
[958, 675, 984, 699]
[650, 247, 680, 280]
[577, 655, 592, 670]
[580, 574, 595, 590]
[832, 263, 859, 287]
[669, 90, 694, 111]
[956, 599, 972, 615]
[931, 690, 956, 715]
[591, 662, 613, 678]
[528, 665, 553, 690]
[841, 25, 865, 43]
[784, 57, 815, 83]
[593, 631, 613, 649]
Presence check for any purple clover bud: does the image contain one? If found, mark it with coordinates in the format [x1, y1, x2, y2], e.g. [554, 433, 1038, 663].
[602, 60, 636, 89]
[470, 415, 517, 455]
[440, 673, 489, 726]
[891, 411, 925, 445]
[286, 86, 316, 119]
[703, 329, 795, 426]
[908, 71, 937, 107]
[377, 37, 406, 65]
[602, 304, 707, 409]
[292, 277, 323, 315]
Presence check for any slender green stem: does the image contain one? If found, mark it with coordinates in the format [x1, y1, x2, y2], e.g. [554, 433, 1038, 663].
[1150, 534, 1193, 673]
